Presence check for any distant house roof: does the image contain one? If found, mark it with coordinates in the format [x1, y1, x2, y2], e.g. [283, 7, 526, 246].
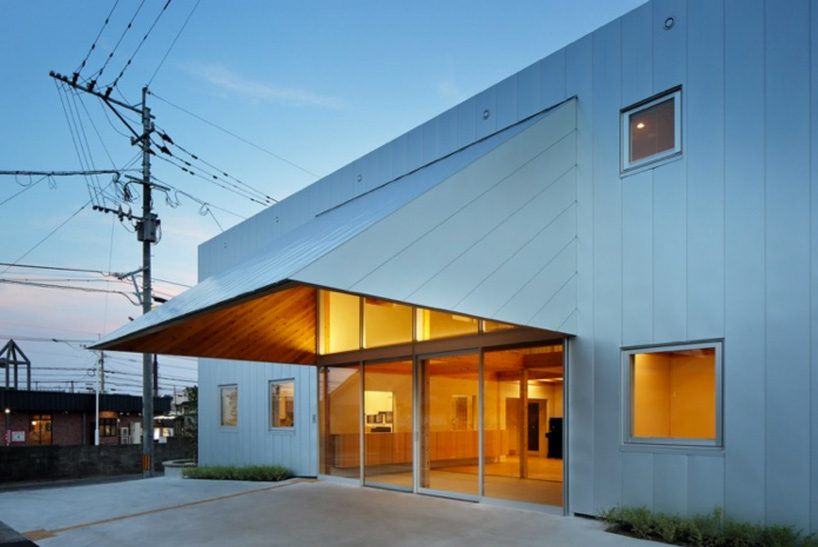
[0, 388, 171, 414]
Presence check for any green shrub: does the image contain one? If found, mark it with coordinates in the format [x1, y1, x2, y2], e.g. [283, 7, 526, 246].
[601, 505, 813, 547]
[182, 465, 293, 482]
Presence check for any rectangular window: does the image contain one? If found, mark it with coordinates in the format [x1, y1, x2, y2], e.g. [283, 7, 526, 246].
[29, 414, 52, 445]
[220, 385, 238, 427]
[623, 342, 721, 447]
[363, 298, 412, 348]
[270, 380, 295, 428]
[621, 88, 681, 172]
[416, 308, 478, 341]
[99, 418, 118, 437]
[319, 290, 361, 354]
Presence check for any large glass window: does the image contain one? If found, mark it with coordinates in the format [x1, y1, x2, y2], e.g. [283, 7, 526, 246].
[220, 385, 238, 427]
[625, 342, 721, 445]
[483, 345, 564, 506]
[270, 380, 295, 428]
[416, 308, 478, 341]
[320, 365, 361, 478]
[420, 353, 480, 497]
[363, 298, 412, 348]
[364, 360, 413, 489]
[622, 88, 681, 171]
[319, 290, 361, 354]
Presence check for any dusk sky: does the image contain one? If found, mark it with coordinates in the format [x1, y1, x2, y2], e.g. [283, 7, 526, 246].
[0, 0, 645, 395]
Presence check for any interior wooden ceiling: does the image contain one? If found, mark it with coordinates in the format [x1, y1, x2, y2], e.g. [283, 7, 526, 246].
[103, 284, 317, 364]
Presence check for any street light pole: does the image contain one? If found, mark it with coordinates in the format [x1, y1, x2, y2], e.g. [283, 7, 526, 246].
[4, 408, 10, 446]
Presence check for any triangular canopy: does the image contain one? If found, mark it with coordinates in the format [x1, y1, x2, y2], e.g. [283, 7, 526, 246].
[94, 99, 578, 363]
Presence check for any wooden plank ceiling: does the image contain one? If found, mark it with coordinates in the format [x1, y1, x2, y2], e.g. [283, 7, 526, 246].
[103, 284, 317, 364]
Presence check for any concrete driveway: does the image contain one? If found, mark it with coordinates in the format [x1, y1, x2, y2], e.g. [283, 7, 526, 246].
[0, 478, 659, 546]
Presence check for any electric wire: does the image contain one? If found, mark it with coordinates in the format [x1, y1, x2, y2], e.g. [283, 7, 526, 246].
[0, 279, 141, 306]
[0, 180, 115, 275]
[66, 89, 107, 204]
[88, 0, 147, 83]
[148, 90, 319, 178]
[75, 0, 121, 75]
[54, 81, 97, 204]
[147, 0, 200, 85]
[108, 0, 173, 89]
[155, 131, 277, 204]
[153, 153, 269, 207]
[0, 176, 49, 208]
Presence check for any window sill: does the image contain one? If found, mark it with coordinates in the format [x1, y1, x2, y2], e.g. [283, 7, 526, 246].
[620, 151, 682, 178]
[620, 442, 724, 457]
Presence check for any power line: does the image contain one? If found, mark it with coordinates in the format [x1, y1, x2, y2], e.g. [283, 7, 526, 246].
[1, 200, 95, 275]
[148, 90, 319, 179]
[0, 175, 49, 208]
[155, 131, 277, 204]
[75, 0, 121, 76]
[0, 279, 140, 306]
[0, 335, 96, 344]
[154, 153, 269, 207]
[148, 0, 201, 86]
[87, 0, 147, 85]
[108, 0, 173, 89]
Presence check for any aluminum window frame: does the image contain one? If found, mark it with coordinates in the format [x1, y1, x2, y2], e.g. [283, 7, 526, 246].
[269, 378, 296, 430]
[218, 384, 238, 428]
[621, 88, 683, 173]
[621, 340, 723, 449]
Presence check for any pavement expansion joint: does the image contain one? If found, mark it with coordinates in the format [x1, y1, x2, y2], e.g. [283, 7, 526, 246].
[20, 478, 310, 541]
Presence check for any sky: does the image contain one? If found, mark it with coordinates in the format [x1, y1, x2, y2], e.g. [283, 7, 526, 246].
[0, 0, 645, 396]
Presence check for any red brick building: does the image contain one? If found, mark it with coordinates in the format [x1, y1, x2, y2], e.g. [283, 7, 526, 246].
[1, 389, 171, 446]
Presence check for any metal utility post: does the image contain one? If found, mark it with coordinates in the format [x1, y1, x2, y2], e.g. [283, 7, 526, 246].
[95, 351, 101, 446]
[139, 86, 156, 478]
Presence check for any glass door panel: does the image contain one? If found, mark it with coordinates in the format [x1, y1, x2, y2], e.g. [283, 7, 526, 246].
[320, 365, 361, 479]
[483, 345, 564, 507]
[420, 353, 480, 497]
[363, 360, 413, 489]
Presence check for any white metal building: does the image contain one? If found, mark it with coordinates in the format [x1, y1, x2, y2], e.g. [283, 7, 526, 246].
[97, 0, 818, 532]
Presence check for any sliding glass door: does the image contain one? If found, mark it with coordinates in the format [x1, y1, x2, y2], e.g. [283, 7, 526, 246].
[419, 352, 480, 498]
[363, 360, 413, 490]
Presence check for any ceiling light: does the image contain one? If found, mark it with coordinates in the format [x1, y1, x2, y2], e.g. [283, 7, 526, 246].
[636, 122, 645, 129]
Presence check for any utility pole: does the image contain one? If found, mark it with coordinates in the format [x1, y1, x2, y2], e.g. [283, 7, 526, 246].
[46, 73, 160, 477]
[138, 85, 156, 478]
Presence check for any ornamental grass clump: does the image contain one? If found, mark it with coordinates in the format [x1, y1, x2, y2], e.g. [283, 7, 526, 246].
[601, 506, 818, 547]
[183, 465, 293, 482]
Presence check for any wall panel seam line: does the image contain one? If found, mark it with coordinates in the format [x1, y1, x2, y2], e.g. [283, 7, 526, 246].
[347, 127, 578, 292]
[452, 200, 578, 310]
[404, 161, 578, 302]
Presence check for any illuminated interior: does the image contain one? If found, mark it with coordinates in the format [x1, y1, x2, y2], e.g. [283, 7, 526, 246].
[416, 309, 479, 340]
[363, 298, 413, 348]
[364, 360, 413, 489]
[629, 96, 676, 162]
[484, 345, 564, 505]
[319, 326, 565, 506]
[318, 289, 518, 354]
[319, 365, 360, 478]
[320, 290, 360, 353]
[631, 348, 716, 439]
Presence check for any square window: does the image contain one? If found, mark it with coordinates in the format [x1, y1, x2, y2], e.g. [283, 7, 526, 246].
[622, 89, 682, 172]
[270, 380, 295, 428]
[220, 385, 238, 427]
[623, 342, 722, 447]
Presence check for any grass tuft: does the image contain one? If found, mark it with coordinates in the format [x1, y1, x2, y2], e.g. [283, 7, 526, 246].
[601, 506, 817, 547]
[182, 465, 293, 482]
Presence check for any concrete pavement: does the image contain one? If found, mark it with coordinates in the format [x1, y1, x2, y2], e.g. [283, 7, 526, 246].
[0, 478, 659, 546]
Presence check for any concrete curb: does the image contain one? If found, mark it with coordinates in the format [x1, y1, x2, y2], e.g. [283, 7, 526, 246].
[0, 521, 35, 547]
